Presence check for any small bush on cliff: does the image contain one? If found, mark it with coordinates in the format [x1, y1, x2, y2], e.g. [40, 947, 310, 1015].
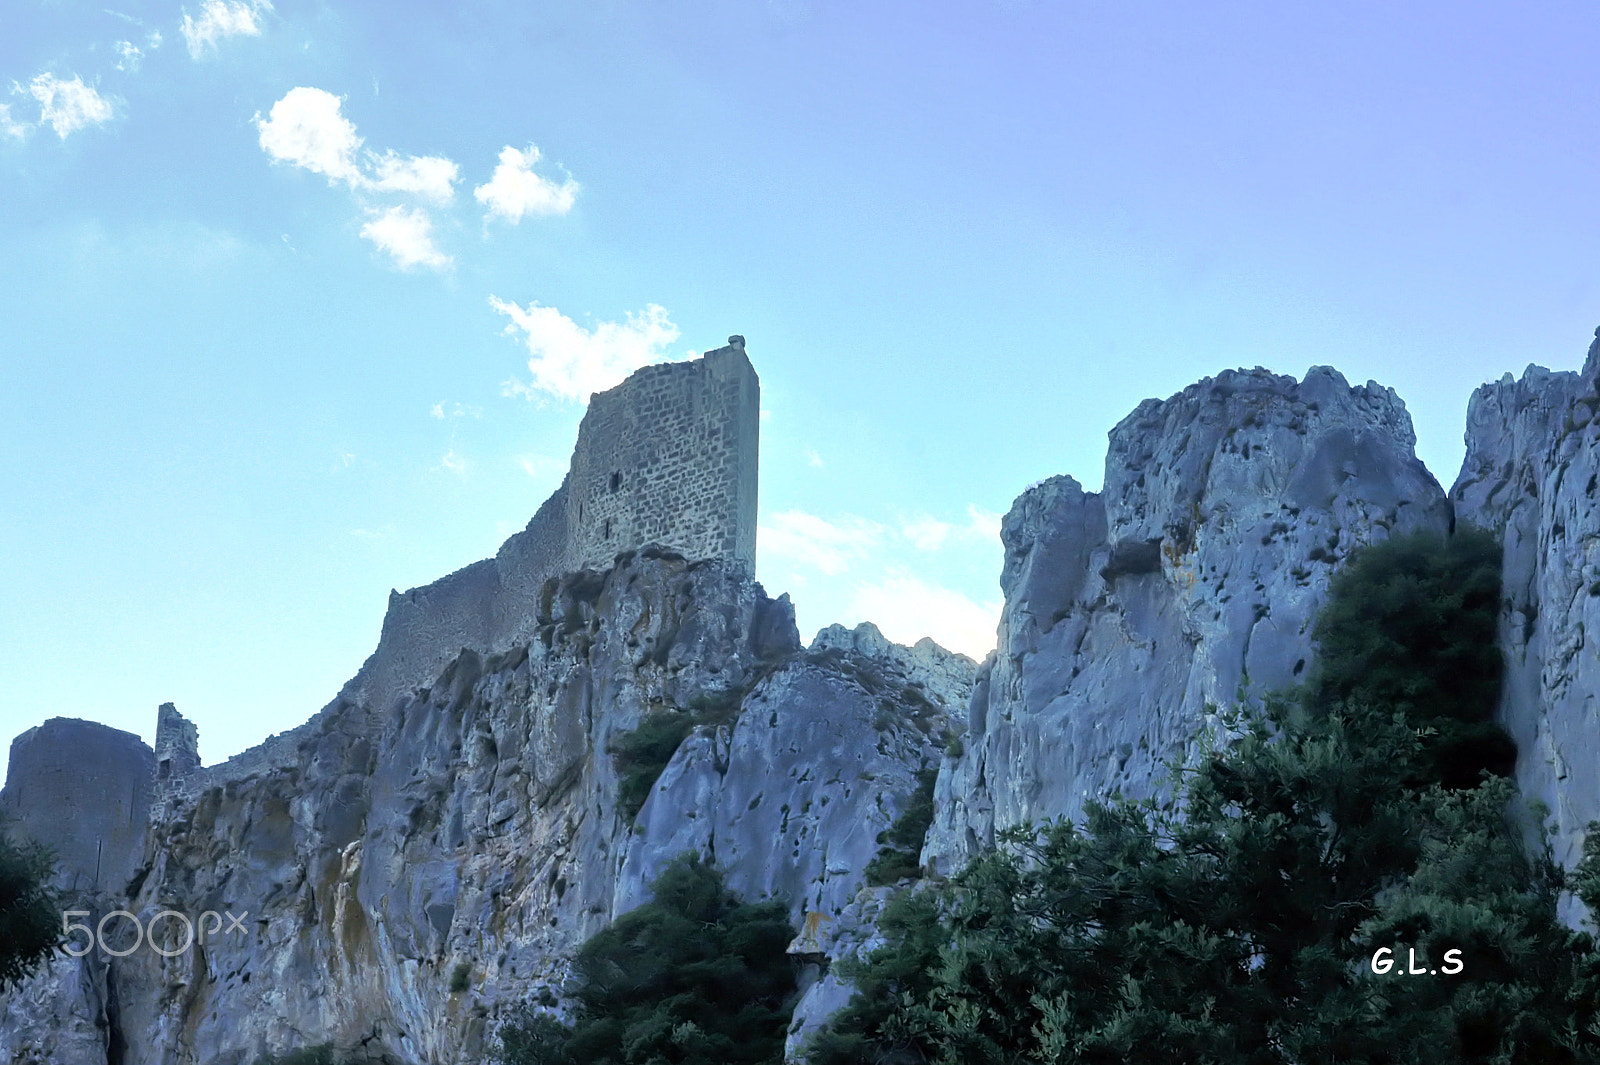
[610, 712, 698, 822]
[497, 854, 798, 1065]
[863, 767, 937, 887]
[611, 692, 748, 822]
[0, 824, 60, 991]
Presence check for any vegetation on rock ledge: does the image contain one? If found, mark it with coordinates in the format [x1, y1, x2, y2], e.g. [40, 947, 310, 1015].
[805, 528, 1600, 1064]
[497, 854, 797, 1065]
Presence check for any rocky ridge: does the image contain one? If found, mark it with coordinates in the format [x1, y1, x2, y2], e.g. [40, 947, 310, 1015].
[1, 549, 971, 1065]
[925, 365, 1451, 871]
[6, 340, 1600, 1064]
[1451, 332, 1600, 873]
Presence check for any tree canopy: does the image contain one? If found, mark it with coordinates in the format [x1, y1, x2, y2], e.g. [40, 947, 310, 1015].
[498, 855, 798, 1065]
[0, 824, 61, 992]
[804, 528, 1600, 1064]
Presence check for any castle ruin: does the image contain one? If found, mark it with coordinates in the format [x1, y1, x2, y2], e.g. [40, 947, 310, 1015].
[1, 336, 761, 879]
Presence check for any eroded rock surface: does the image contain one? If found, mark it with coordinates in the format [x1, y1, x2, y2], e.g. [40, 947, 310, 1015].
[1452, 333, 1600, 871]
[926, 366, 1451, 871]
[1, 552, 967, 1065]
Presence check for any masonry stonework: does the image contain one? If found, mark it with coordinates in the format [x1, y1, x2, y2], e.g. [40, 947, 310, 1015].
[0, 718, 154, 894]
[565, 337, 759, 571]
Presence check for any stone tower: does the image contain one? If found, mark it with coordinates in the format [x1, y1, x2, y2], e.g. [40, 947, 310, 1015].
[355, 336, 761, 712]
[564, 336, 759, 571]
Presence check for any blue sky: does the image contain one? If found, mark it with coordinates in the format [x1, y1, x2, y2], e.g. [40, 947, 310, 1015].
[3, 0, 1597, 776]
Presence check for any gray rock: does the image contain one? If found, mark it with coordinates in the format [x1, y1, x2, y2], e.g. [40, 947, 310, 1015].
[926, 366, 1451, 873]
[1452, 339, 1600, 878]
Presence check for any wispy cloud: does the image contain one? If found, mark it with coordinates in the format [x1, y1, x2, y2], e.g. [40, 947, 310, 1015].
[516, 453, 565, 479]
[474, 145, 578, 223]
[901, 514, 953, 551]
[180, 0, 271, 60]
[804, 447, 825, 469]
[759, 511, 885, 576]
[436, 449, 467, 475]
[430, 401, 481, 420]
[113, 41, 144, 72]
[27, 74, 113, 139]
[0, 104, 28, 140]
[493, 299, 680, 403]
[848, 571, 998, 660]
[359, 205, 450, 270]
[369, 149, 458, 204]
[760, 506, 1004, 657]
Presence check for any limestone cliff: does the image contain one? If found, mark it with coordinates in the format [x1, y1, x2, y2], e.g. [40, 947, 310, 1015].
[0, 550, 969, 1065]
[925, 366, 1451, 871]
[1451, 332, 1600, 873]
[10, 339, 1600, 1064]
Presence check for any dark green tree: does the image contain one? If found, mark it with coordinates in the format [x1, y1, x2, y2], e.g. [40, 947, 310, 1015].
[1308, 525, 1513, 789]
[498, 855, 798, 1065]
[0, 825, 61, 992]
[804, 528, 1600, 1064]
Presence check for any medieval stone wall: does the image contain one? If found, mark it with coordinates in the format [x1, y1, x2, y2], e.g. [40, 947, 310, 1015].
[565, 338, 759, 571]
[0, 718, 154, 894]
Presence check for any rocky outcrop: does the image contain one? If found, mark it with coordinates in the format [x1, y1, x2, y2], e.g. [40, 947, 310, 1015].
[1452, 333, 1600, 872]
[926, 366, 1451, 871]
[1, 551, 969, 1065]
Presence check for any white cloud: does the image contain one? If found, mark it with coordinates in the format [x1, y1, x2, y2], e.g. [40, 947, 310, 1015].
[256, 86, 363, 185]
[369, 149, 458, 203]
[759, 510, 885, 577]
[901, 514, 953, 551]
[256, 88, 457, 200]
[516, 453, 564, 479]
[180, 0, 270, 59]
[359, 205, 451, 270]
[429, 403, 445, 420]
[848, 572, 999, 661]
[805, 447, 824, 469]
[0, 104, 28, 140]
[113, 41, 144, 72]
[437, 449, 467, 475]
[493, 299, 680, 403]
[430, 401, 481, 420]
[28, 74, 113, 139]
[149, 30, 165, 49]
[965, 504, 1002, 542]
[474, 145, 578, 222]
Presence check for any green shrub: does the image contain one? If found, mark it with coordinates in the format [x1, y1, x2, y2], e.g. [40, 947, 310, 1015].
[449, 961, 471, 993]
[0, 824, 60, 992]
[863, 767, 937, 887]
[610, 712, 699, 822]
[805, 525, 1600, 1063]
[1308, 525, 1514, 789]
[611, 689, 752, 822]
[497, 855, 797, 1065]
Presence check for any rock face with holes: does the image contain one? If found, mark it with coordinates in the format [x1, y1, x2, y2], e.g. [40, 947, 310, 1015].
[0, 551, 969, 1065]
[1451, 332, 1600, 874]
[924, 366, 1452, 872]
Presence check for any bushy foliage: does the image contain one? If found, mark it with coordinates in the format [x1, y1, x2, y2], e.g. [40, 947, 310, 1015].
[1308, 525, 1513, 789]
[611, 692, 746, 823]
[864, 767, 938, 886]
[498, 855, 798, 1065]
[805, 528, 1600, 1064]
[809, 700, 1600, 1064]
[0, 824, 61, 991]
[610, 713, 699, 822]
